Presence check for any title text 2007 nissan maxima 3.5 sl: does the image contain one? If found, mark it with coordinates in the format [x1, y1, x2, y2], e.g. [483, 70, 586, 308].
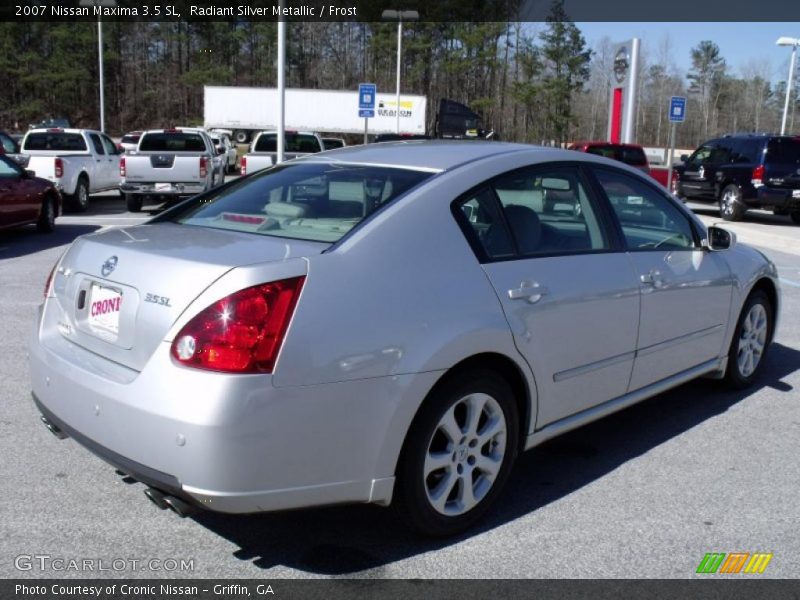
[30, 141, 779, 536]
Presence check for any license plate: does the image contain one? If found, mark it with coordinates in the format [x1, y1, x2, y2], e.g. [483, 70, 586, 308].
[87, 284, 123, 340]
[792, 189, 800, 198]
[155, 183, 172, 192]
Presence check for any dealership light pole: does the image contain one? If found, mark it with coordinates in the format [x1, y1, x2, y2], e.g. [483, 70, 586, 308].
[277, 11, 286, 163]
[381, 10, 419, 134]
[79, 0, 117, 133]
[777, 36, 799, 135]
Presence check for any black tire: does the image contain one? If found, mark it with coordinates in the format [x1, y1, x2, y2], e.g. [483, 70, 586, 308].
[790, 211, 800, 225]
[226, 159, 237, 175]
[718, 184, 746, 222]
[36, 195, 57, 233]
[69, 177, 90, 212]
[125, 194, 143, 213]
[725, 289, 773, 389]
[394, 369, 519, 537]
[233, 130, 250, 144]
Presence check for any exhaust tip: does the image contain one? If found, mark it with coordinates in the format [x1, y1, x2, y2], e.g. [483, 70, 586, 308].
[143, 487, 169, 510]
[163, 495, 198, 518]
[40, 415, 68, 440]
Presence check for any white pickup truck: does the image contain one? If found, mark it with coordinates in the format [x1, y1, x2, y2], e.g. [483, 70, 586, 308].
[119, 128, 226, 212]
[240, 131, 324, 176]
[19, 128, 123, 211]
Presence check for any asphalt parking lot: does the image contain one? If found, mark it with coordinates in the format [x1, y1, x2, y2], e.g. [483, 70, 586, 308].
[1, 191, 798, 579]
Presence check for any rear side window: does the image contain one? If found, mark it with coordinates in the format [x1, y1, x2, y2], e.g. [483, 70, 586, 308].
[23, 133, 87, 152]
[766, 138, 800, 165]
[0, 156, 22, 178]
[585, 145, 616, 159]
[255, 134, 322, 153]
[165, 163, 433, 243]
[139, 132, 207, 152]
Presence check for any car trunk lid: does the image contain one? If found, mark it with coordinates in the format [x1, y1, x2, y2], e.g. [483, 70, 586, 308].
[49, 223, 327, 372]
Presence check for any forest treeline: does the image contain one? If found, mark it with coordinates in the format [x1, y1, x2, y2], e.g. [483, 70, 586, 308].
[1, 2, 796, 148]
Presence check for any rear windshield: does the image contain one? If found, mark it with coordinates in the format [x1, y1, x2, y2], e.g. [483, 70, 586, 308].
[23, 132, 87, 152]
[584, 144, 647, 166]
[766, 138, 800, 164]
[164, 162, 433, 243]
[139, 132, 206, 152]
[121, 134, 141, 144]
[254, 134, 322, 153]
[323, 138, 345, 150]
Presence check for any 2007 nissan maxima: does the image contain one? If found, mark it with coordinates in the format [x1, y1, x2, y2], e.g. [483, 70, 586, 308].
[30, 141, 779, 536]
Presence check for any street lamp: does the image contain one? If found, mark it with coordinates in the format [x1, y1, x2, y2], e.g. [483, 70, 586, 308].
[776, 36, 799, 136]
[381, 9, 419, 134]
[79, 0, 117, 133]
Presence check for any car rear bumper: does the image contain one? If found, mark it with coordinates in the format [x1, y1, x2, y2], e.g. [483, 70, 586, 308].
[29, 305, 439, 513]
[120, 182, 206, 196]
[752, 186, 800, 210]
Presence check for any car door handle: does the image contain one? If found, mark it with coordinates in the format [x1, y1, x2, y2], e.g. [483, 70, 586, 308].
[640, 270, 665, 288]
[508, 281, 549, 303]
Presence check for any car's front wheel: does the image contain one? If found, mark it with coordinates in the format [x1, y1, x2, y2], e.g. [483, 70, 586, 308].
[69, 177, 90, 213]
[395, 370, 519, 537]
[725, 289, 773, 388]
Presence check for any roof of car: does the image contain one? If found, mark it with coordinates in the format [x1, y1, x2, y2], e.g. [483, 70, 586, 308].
[570, 141, 645, 149]
[303, 140, 581, 172]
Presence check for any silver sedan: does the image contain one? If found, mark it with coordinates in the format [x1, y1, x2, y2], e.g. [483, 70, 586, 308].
[30, 141, 779, 536]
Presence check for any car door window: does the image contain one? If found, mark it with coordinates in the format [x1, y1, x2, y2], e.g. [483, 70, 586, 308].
[0, 134, 16, 154]
[89, 133, 105, 155]
[492, 167, 609, 256]
[593, 168, 696, 251]
[100, 135, 117, 155]
[0, 156, 22, 178]
[686, 144, 714, 167]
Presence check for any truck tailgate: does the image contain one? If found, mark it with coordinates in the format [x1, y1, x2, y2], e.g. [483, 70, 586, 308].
[125, 153, 204, 183]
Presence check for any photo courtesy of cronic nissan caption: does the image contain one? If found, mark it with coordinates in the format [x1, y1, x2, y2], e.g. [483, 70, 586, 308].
[30, 141, 779, 536]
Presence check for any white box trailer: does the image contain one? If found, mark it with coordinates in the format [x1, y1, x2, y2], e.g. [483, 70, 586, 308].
[204, 86, 427, 144]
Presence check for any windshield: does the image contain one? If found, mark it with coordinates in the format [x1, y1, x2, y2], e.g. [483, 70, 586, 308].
[165, 162, 433, 243]
[23, 132, 87, 151]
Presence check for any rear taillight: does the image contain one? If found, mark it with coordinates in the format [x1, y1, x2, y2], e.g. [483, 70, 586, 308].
[199, 156, 208, 179]
[171, 277, 305, 374]
[240, 155, 246, 176]
[119, 156, 126, 177]
[54, 158, 63, 178]
[44, 262, 58, 298]
[751, 164, 765, 186]
[670, 170, 679, 194]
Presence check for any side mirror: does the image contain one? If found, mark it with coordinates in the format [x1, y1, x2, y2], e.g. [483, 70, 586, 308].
[704, 225, 736, 251]
[680, 154, 689, 162]
[25, 169, 36, 178]
[216, 146, 225, 155]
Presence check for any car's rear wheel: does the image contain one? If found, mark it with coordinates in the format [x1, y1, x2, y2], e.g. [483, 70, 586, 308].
[394, 370, 519, 537]
[69, 177, 90, 213]
[725, 289, 773, 388]
[36, 195, 56, 232]
[719, 184, 746, 221]
[790, 211, 800, 225]
[125, 194, 143, 213]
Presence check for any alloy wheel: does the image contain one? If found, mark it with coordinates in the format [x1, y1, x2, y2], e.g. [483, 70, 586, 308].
[737, 303, 768, 378]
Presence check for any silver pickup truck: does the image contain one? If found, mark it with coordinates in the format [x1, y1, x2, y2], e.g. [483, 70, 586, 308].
[18, 128, 122, 211]
[120, 128, 225, 212]
[240, 131, 324, 176]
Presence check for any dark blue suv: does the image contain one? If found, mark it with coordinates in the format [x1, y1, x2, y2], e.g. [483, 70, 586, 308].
[674, 134, 800, 223]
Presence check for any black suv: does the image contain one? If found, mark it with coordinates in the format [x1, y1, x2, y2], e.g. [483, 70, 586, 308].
[674, 134, 800, 222]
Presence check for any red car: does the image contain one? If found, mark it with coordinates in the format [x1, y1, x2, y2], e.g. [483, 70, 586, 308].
[0, 155, 61, 232]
